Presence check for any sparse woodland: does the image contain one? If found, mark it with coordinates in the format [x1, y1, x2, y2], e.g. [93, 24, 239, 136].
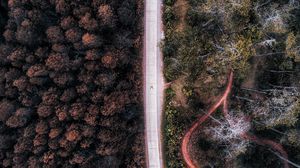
[0, 0, 144, 167]
[163, 0, 300, 167]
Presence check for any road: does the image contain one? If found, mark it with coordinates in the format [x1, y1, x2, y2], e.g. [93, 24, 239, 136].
[144, 0, 164, 167]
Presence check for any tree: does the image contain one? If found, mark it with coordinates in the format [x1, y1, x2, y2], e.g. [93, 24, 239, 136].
[0, 0, 144, 167]
[65, 129, 80, 142]
[0, 1, 8, 42]
[96, 143, 119, 156]
[51, 73, 75, 87]
[101, 52, 118, 69]
[46, 53, 69, 71]
[102, 91, 130, 116]
[60, 88, 77, 103]
[117, 0, 136, 26]
[95, 72, 116, 87]
[69, 103, 86, 120]
[41, 88, 60, 106]
[60, 16, 76, 30]
[82, 33, 102, 48]
[6, 108, 33, 128]
[37, 105, 54, 118]
[262, 10, 287, 33]
[16, 20, 39, 46]
[286, 32, 300, 62]
[26, 64, 48, 78]
[65, 28, 82, 43]
[0, 100, 16, 122]
[55, 0, 70, 15]
[14, 137, 32, 153]
[35, 120, 49, 135]
[205, 115, 250, 158]
[251, 88, 300, 127]
[49, 128, 62, 139]
[98, 4, 115, 27]
[79, 13, 98, 31]
[46, 26, 65, 43]
[85, 49, 101, 61]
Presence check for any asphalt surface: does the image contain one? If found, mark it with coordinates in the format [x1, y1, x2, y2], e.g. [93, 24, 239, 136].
[144, 0, 164, 167]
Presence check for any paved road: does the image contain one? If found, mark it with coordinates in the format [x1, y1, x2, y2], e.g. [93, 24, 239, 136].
[144, 0, 164, 167]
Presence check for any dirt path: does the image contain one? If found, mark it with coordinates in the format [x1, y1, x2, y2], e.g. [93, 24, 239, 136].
[181, 72, 290, 168]
[174, 0, 188, 32]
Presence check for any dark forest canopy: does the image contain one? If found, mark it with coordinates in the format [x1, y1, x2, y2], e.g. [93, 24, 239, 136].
[0, 0, 144, 167]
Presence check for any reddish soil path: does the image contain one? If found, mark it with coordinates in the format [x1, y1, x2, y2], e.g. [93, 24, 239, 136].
[181, 71, 289, 168]
[241, 133, 289, 168]
[181, 71, 233, 168]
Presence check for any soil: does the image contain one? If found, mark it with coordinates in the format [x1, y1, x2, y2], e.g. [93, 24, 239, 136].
[173, 0, 188, 32]
[171, 75, 188, 107]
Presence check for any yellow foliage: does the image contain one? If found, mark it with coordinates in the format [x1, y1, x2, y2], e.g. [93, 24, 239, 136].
[234, 0, 252, 16]
[286, 33, 300, 62]
[287, 129, 300, 147]
[226, 35, 255, 79]
[268, 100, 300, 127]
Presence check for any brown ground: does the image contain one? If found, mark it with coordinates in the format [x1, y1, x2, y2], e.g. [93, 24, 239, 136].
[173, 0, 188, 32]
[171, 76, 189, 107]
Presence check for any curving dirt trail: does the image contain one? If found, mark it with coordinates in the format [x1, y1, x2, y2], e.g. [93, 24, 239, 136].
[181, 71, 290, 168]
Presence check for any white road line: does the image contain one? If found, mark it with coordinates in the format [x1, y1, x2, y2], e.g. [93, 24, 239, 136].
[144, 0, 164, 167]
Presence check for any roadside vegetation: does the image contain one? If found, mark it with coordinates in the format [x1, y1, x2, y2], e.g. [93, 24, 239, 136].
[162, 0, 300, 167]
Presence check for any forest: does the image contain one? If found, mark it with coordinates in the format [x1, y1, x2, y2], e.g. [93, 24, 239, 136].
[163, 0, 300, 167]
[0, 0, 144, 167]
